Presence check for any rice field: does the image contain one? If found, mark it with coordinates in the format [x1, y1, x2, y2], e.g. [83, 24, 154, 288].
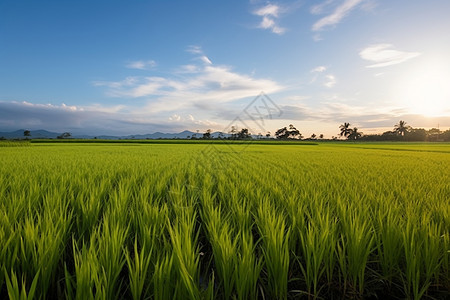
[0, 141, 449, 299]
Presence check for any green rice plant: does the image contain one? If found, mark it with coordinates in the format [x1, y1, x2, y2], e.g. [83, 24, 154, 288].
[125, 239, 153, 300]
[95, 218, 129, 300]
[235, 230, 262, 300]
[373, 201, 403, 290]
[402, 217, 443, 299]
[71, 236, 99, 300]
[167, 211, 200, 300]
[153, 252, 176, 300]
[440, 231, 450, 291]
[18, 204, 71, 298]
[4, 269, 39, 300]
[297, 209, 337, 298]
[70, 180, 109, 239]
[134, 202, 168, 254]
[257, 200, 290, 299]
[202, 204, 237, 299]
[70, 217, 128, 300]
[336, 201, 375, 296]
[0, 211, 19, 290]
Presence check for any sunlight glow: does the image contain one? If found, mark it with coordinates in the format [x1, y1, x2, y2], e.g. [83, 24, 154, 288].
[395, 57, 450, 117]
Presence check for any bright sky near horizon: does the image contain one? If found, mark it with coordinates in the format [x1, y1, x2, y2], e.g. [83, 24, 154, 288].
[1, 0, 450, 137]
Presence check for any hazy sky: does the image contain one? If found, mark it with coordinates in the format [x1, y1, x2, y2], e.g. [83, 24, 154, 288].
[1, 0, 449, 136]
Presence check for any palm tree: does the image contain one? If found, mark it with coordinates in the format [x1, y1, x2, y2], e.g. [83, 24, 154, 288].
[348, 127, 362, 140]
[394, 120, 410, 136]
[339, 123, 351, 138]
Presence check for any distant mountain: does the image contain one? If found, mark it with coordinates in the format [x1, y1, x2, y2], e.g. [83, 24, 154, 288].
[124, 130, 197, 139]
[0, 129, 61, 139]
[0, 129, 209, 140]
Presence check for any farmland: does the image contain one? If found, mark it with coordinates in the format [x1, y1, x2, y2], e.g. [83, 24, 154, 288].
[0, 141, 449, 299]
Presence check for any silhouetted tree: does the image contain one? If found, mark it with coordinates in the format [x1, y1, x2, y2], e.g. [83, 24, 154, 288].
[348, 127, 362, 140]
[311, 133, 317, 140]
[56, 132, 72, 139]
[441, 129, 450, 142]
[203, 129, 212, 139]
[275, 124, 302, 139]
[319, 134, 324, 139]
[266, 131, 271, 138]
[405, 128, 426, 141]
[426, 128, 441, 142]
[237, 128, 251, 139]
[275, 127, 288, 139]
[24, 130, 31, 139]
[230, 126, 238, 139]
[394, 120, 410, 136]
[339, 123, 351, 138]
[57, 132, 72, 139]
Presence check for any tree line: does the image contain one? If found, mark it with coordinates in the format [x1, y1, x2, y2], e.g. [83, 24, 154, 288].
[196, 120, 450, 142]
[15, 121, 449, 142]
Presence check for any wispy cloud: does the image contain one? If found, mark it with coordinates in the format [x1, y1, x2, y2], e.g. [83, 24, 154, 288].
[186, 45, 203, 54]
[94, 48, 283, 113]
[312, 0, 364, 31]
[186, 45, 213, 65]
[126, 60, 156, 70]
[359, 44, 421, 68]
[310, 65, 336, 87]
[253, 3, 286, 34]
[310, 0, 335, 15]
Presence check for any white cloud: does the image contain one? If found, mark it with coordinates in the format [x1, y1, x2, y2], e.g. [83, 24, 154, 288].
[311, 66, 327, 73]
[200, 55, 212, 65]
[126, 60, 156, 70]
[310, 66, 335, 86]
[169, 114, 181, 121]
[324, 74, 337, 88]
[254, 4, 280, 17]
[359, 44, 421, 68]
[253, 3, 286, 35]
[312, 0, 364, 31]
[176, 65, 200, 73]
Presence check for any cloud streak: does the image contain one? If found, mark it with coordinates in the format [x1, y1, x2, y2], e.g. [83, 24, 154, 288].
[126, 60, 157, 70]
[359, 44, 421, 68]
[312, 0, 364, 31]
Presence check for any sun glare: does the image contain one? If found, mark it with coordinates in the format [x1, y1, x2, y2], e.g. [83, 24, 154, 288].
[395, 57, 450, 117]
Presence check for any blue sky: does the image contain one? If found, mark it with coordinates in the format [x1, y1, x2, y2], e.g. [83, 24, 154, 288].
[1, 0, 450, 137]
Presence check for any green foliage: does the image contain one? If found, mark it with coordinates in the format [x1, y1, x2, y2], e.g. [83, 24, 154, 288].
[0, 142, 448, 299]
